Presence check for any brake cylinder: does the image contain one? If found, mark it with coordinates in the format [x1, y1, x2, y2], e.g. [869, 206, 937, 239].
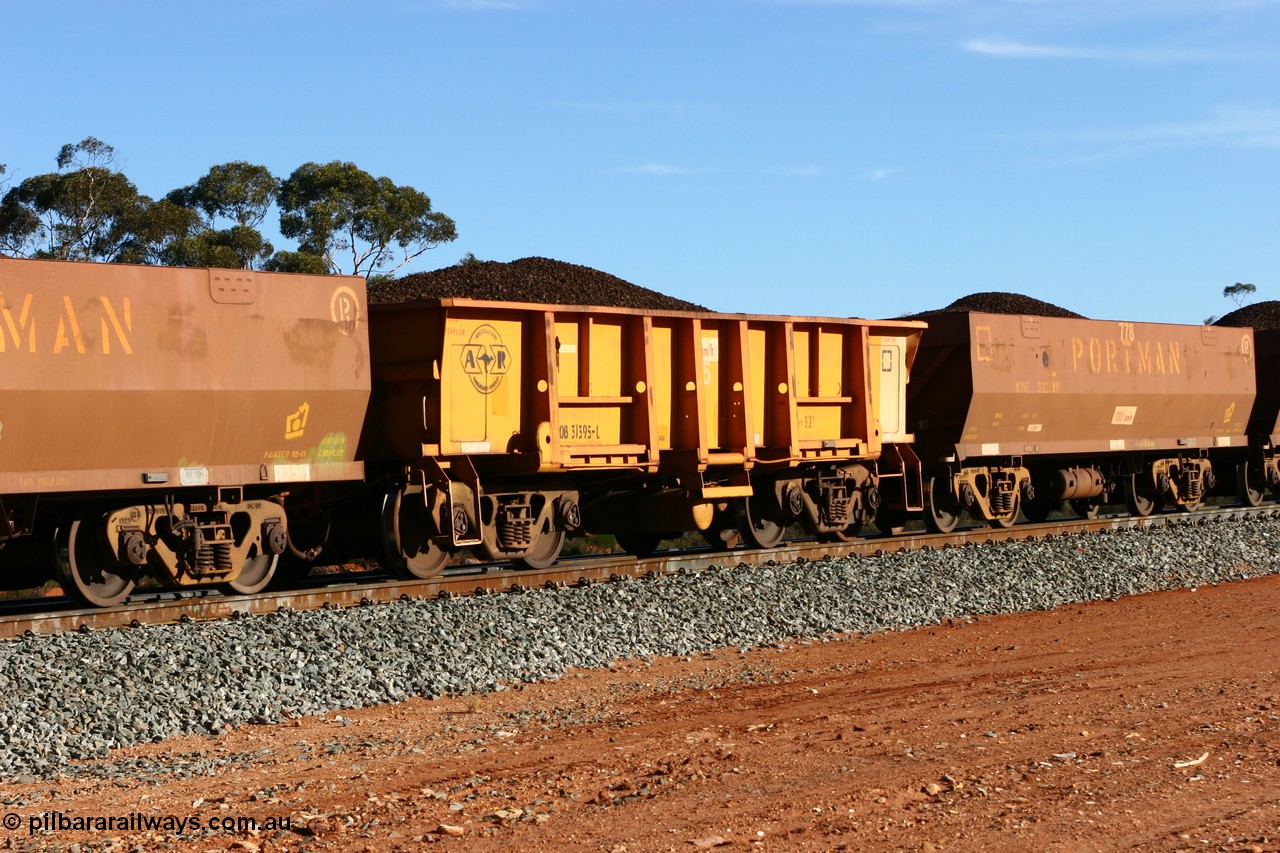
[1047, 468, 1105, 500]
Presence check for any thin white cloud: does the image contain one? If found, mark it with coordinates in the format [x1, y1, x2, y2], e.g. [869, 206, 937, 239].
[621, 163, 692, 176]
[764, 0, 1273, 10]
[762, 0, 966, 6]
[775, 165, 824, 177]
[963, 36, 1220, 62]
[443, 0, 526, 9]
[1022, 106, 1280, 167]
[863, 166, 902, 180]
[963, 37, 1091, 58]
[556, 100, 698, 121]
[1095, 106, 1280, 148]
[616, 163, 824, 177]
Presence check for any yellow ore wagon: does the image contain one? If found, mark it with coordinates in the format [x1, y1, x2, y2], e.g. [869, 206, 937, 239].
[361, 298, 923, 576]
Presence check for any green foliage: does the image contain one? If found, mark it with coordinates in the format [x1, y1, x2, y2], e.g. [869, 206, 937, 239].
[0, 190, 40, 256]
[115, 198, 203, 265]
[162, 224, 274, 270]
[56, 136, 113, 171]
[163, 162, 279, 269]
[2, 142, 457, 280]
[167, 161, 278, 229]
[1224, 282, 1256, 307]
[0, 137, 194, 263]
[263, 250, 330, 275]
[277, 161, 457, 278]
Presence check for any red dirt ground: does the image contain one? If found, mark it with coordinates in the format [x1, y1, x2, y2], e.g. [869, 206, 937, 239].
[5, 574, 1279, 852]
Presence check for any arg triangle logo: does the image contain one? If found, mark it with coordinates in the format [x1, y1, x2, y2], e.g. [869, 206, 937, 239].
[460, 324, 511, 394]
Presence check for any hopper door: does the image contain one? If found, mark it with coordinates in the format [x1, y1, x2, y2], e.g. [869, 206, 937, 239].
[443, 314, 522, 454]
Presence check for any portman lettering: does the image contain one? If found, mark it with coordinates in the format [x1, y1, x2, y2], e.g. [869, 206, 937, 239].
[1070, 336, 1181, 376]
[0, 293, 134, 355]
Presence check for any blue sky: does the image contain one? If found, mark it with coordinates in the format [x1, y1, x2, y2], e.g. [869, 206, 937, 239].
[3, 0, 1277, 324]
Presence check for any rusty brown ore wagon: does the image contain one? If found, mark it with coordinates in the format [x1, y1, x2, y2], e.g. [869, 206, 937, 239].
[0, 258, 370, 605]
[907, 312, 1259, 531]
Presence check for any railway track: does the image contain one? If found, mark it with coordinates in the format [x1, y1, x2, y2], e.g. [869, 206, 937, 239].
[2, 503, 1273, 639]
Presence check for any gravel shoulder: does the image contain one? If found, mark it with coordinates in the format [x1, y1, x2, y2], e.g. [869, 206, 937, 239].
[1, 519, 1278, 852]
[2, 574, 1277, 852]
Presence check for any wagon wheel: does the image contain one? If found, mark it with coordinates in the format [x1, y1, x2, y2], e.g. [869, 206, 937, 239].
[1237, 461, 1265, 508]
[223, 552, 279, 595]
[735, 497, 786, 549]
[1122, 474, 1158, 518]
[615, 532, 665, 558]
[1070, 499, 1102, 519]
[514, 522, 565, 570]
[923, 475, 961, 534]
[381, 486, 449, 579]
[54, 509, 136, 608]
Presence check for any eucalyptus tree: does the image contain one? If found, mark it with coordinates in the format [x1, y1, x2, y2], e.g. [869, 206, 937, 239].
[1224, 282, 1256, 307]
[272, 161, 457, 279]
[164, 161, 280, 269]
[0, 137, 195, 263]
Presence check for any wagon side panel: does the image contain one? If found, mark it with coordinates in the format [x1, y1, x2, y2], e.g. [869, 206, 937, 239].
[910, 312, 1255, 461]
[0, 259, 369, 494]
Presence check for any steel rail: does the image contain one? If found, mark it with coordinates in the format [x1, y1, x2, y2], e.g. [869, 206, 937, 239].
[2, 503, 1275, 639]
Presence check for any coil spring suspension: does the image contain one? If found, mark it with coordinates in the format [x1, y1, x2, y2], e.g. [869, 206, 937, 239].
[194, 535, 234, 575]
[1180, 468, 1203, 501]
[174, 512, 235, 578]
[497, 502, 535, 550]
[991, 481, 1016, 515]
[818, 481, 853, 527]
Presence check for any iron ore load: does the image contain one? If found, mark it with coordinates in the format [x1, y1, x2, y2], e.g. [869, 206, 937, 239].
[1, 255, 1277, 608]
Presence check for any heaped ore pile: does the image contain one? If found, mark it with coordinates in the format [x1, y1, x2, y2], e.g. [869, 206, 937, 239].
[908, 291, 1085, 319]
[370, 257, 707, 312]
[1214, 301, 1280, 330]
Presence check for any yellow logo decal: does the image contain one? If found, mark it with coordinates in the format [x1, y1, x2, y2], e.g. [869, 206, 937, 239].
[330, 286, 361, 335]
[460, 324, 510, 394]
[974, 325, 993, 362]
[286, 402, 310, 440]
